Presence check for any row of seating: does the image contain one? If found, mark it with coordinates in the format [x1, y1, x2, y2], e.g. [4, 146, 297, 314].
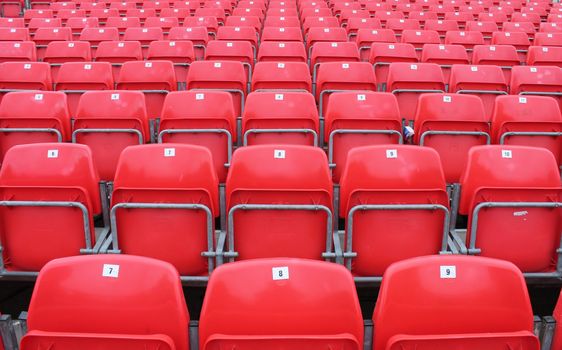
[2, 254, 562, 349]
[0, 140, 559, 280]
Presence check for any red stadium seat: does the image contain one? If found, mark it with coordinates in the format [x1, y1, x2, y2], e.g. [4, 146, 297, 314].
[0, 28, 29, 42]
[65, 17, 99, 40]
[466, 20, 499, 44]
[199, 259, 363, 350]
[386, 62, 445, 123]
[79, 27, 119, 56]
[263, 15, 299, 28]
[111, 144, 219, 277]
[0, 91, 70, 164]
[87, 9, 120, 24]
[43, 41, 92, 80]
[195, 7, 225, 25]
[94, 40, 143, 79]
[257, 41, 307, 63]
[310, 41, 360, 78]
[144, 17, 180, 34]
[510, 65, 562, 108]
[492, 31, 530, 63]
[459, 145, 561, 274]
[302, 16, 339, 34]
[223, 145, 334, 261]
[224, 16, 261, 32]
[251, 62, 311, 92]
[28, 17, 62, 35]
[234, 8, 265, 21]
[0, 41, 36, 62]
[21, 255, 189, 350]
[33, 27, 72, 60]
[444, 30, 485, 60]
[503, 21, 536, 40]
[261, 26, 303, 42]
[491, 95, 562, 166]
[449, 64, 508, 118]
[373, 255, 539, 350]
[424, 19, 460, 38]
[356, 29, 397, 61]
[116, 60, 177, 119]
[316, 62, 377, 124]
[325, 92, 402, 182]
[0, 62, 52, 103]
[527, 46, 562, 67]
[105, 16, 141, 36]
[385, 18, 420, 38]
[122, 27, 164, 57]
[183, 16, 218, 38]
[147, 40, 195, 85]
[73, 91, 149, 181]
[472, 44, 519, 82]
[205, 40, 254, 82]
[126, 8, 157, 23]
[242, 91, 319, 146]
[421, 44, 469, 82]
[306, 27, 348, 54]
[168, 26, 208, 60]
[401, 30, 440, 59]
[0, 143, 100, 272]
[369, 43, 418, 89]
[186, 60, 247, 119]
[159, 91, 236, 182]
[414, 93, 490, 183]
[346, 18, 382, 39]
[534, 32, 562, 47]
[340, 145, 449, 277]
[444, 11, 476, 29]
[216, 26, 258, 57]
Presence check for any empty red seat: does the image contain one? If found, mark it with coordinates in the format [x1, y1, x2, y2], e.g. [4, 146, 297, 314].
[451, 64, 506, 113]
[65, 17, 99, 40]
[316, 62, 377, 122]
[526, 46, 562, 67]
[116, 60, 177, 120]
[424, 19, 460, 38]
[224, 15, 261, 32]
[0, 62, 52, 102]
[0, 41, 36, 62]
[303, 16, 340, 34]
[79, 27, 119, 55]
[421, 44, 469, 82]
[369, 43, 418, 89]
[33, 27, 72, 60]
[205, 40, 254, 82]
[88, 9, 120, 24]
[540, 22, 562, 34]
[168, 26, 208, 60]
[459, 145, 561, 273]
[215, 26, 258, 56]
[374, 10, 405, 27]
[472, 44, 519, 82]
[28, 17, 62, 34]
[325, 92, 402, 183]
[144, 17, 180, 34]
[105, 16, 141, 35]
[267, 7, 298, 17]
[242, 91, 319, 146]
[111, 144, 218, 276]
[125, 8, 157, 23]
[503, 21, 536, 40]
[224, 145, 334, 261]
[43, 41, 92, 80]
[306, 27, 348, 54]
[414, 93, 489, 183]
[0, 27, 29, 41]
[143, 0, 172, 14]
[123, 27, 164, 57]
[492, 31, 530, 63]
[0, 143, 100, 272]
[346, 18, 382, 39]
[310, 41, 360, 77]
[186, 60, 247, 118]
[400, 30, 440, 58]
[386, 62, 445, 123]
[263, 15, 299, 28]
[251, 62, 311, 92]
[510, 65, 562, 108]
[199, 258, 362, 349]
[444, 11, 476, 29]
[356, 29, 397, 61]
[373, 255, 539, 350]
[234, 8, 265, 20]
[21, 255, 189, 350]
[534, 32, 562, 47]
[478, 11, 508, 27]
[94, 40, 143, 79]
[183, 16, 218, 38]
[160, 8, 191, 21]
[109, 1, 136, 15]
[195, 7, 226, 25]
[24, 9, 52, 23]
[444, 30, 485, 60]
[385, 18, 420, 38]
[261, 26, 303, 42]
[159, 91, 235, 182]
[0, 91, 70, 163]
[74, 91, 149, 181]
[147, 40, 195, 85]
[300, 7, 331, 21]
[257, 41, 306, 63]
[466, 20, 499, 43]
[491, 95, 562, 165]
[340, 145, 449, 277]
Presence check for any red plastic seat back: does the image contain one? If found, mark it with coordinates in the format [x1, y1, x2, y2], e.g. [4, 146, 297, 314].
[0, 143, 100, 271]
[243, 91, 319, 146]
[373, 255, 538, 350]
[369, 43, 418, 88]
[414, 93, 489, 183]
[491, 95, 562, 164]
[112, 144, 218, 276]
[459, 145, 561, 272]
[22, 255, 189, 350]
[257, 41, 307, 63]
[0, 91, 70, 162]
[510, 65, 562, 107]
[340, 146, 448, 276]
[160, 91, 235, 182]
[226, 145, 333, 260]
[74, 90, 148, 180]
[251, 61, 311, 92]
[200, 258, 363, 350]
[0, 62, 52, 100]
[0, 41, 36, 62]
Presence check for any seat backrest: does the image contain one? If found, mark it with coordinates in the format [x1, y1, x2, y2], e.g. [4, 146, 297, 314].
[491, 31, 531, 47]
[306, 27, 348, 48]
[310, 41, 360, 70]
[44, 41, 92, 62]
[22, 255, 189, 350]
[510, 65, 562, 93]
[0, 27, 30, 41]
[257, 41, 307, 63]
[94, 40, 143, 61]
[147, 40, 195, 63]
[0, 62, 52, 91]
[449, 64, 507, 92]
[215, 25, 258, 47]
[0, 41, 36, 62]
[373, 255, 537, 350]
[535, 32, 562, 47]
[116, 60, 177, 91]
[401, 29, 441, 47]
[386, 62, 445, 90]
[444, 30, 485, 48]
[55, 62, 113, 90]
[251, 61, 312, 92]
[472, 44, 520, 65]
[204, 40, 254, 64]
[144, 16, 179, 29]
[316, 62, 377, 101]
[0, 91, 70, 143]
[168, 26, 209, 44]
[122, 27, 164, 44]
[33, 27, 72, 43]
[369, 42, 418, 63]
[79, 27, 120, 44]
[105, 16, 141, 29]
[200, 258, 363, 350]
[261, 26, 303, 42]
[527, 46, 562, 66]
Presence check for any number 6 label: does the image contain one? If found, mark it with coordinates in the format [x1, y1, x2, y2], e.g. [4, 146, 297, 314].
[440, 265, 456, 279]
[272, 266, 289, 280]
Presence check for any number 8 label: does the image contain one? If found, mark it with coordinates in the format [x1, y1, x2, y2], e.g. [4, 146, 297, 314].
[272, 266, 289, 280]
